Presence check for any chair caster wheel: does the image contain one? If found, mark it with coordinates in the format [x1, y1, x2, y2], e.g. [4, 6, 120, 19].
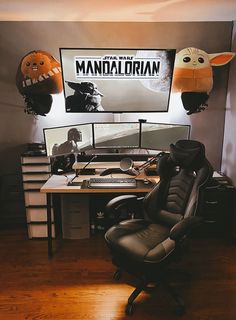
[125, 303, 134, 315]
[113, 270, 122, 281]
[175, 304, 185, 316]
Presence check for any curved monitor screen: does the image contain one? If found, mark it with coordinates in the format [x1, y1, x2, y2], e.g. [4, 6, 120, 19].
[43, 123, 93, 157]
[140, 122, 190, 151]
[59, 48, 176, 113]
[93, 122, 140, 149]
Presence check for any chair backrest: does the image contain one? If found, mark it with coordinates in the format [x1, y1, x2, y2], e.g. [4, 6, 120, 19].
[143, 140, 213, 227]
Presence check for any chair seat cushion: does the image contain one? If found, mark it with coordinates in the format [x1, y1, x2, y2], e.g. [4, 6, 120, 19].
[105, 219, 175, 264]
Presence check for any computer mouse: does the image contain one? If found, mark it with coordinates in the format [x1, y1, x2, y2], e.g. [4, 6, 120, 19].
[143, 179, 150, 185]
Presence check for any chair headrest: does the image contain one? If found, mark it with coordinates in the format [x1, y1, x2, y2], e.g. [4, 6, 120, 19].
[169, 140, 206, 170]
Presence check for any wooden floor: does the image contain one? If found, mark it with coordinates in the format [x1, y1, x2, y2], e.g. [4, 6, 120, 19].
[0, 226, 236, 320]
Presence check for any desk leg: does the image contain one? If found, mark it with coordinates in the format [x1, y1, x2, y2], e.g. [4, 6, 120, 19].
[46, 193, 52, 258]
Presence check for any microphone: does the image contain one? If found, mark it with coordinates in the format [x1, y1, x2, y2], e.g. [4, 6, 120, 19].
[79, 154, 97, 175]
[118, 152, 166, 177]
[120, 157, 139, 176]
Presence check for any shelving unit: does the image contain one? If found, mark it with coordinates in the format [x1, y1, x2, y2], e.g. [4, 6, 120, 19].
[21, 154, 55, 239]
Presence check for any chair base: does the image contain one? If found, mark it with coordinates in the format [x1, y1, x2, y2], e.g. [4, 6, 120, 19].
[113, 268, 188, 316]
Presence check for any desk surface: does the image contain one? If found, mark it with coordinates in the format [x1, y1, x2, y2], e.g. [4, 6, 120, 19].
[41, 172, 160, 194]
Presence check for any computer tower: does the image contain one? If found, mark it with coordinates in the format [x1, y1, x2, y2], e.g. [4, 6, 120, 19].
[196, 173, 235, 239]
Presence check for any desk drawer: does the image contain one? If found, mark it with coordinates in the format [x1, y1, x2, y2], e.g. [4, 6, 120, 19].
[22, 164, 51, 173]
[61, 194, 90, 225]
[21, 156, 51, 164]
[197, 185, 235, 238]
[22, 173, 51, 181]
[27, 223, 55, 239]
[23, 181, 47, 190]
[24, 190, 47, 206]
[61, 194, 90, 239]
[62, 223, 90, 239]
[26, 207, 54, 222]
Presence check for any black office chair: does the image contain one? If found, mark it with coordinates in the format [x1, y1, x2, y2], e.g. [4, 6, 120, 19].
[104, 140, 213, 315]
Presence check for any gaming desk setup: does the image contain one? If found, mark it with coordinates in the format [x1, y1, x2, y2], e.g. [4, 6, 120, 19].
[40, 48, 192, 257]
[37, 48, 235, 316]
[41, 121, 190, 256]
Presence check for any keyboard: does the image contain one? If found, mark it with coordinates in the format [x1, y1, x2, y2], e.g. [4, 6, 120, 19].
[88, 177, 137, 189]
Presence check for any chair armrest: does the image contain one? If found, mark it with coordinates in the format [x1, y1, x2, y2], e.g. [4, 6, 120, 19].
[169, 216, 203, 241]
[106, 195, 143, 214]
[105, 195, 144, 225]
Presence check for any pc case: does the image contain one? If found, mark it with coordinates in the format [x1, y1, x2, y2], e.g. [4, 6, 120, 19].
[196, 172, 235, 239]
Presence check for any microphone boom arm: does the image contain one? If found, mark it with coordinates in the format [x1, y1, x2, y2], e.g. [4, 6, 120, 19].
[135, 151, 166, 172]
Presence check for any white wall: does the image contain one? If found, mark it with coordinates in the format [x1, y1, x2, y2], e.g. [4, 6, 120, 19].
[0, 21, 232, 175]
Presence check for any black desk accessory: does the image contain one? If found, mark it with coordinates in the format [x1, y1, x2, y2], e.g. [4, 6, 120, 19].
[67, 180, 83, 186]
[144, 168, 158, 176]
[67, 177, 88, 187]
[79, 168, 96, 175]
[143, 178, 151, 185]
[100, 168, 136, 176]
[76, 154, 97, 176]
